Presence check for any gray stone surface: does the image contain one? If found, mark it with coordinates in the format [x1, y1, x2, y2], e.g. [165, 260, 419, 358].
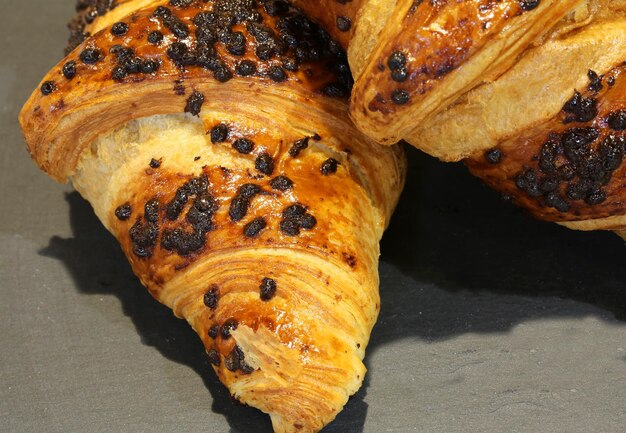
[1, 1, 625, 432]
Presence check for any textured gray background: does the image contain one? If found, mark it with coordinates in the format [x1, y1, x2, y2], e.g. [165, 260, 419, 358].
[1, 1, 625, 432]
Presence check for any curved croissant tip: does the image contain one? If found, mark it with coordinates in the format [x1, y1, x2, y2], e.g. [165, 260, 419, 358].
[216, 309, 366, 433]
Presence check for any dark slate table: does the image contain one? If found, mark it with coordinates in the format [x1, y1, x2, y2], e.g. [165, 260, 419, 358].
[1, 2, 625, 432]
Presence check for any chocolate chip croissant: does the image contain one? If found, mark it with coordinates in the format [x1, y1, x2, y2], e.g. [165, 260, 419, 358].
[294, 0, 626, 237]
[19, 1, 406, 432]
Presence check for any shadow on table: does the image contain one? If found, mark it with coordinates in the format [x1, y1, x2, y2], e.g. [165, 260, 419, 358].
[374, 146, 626, 347]
[39, 146, 626, 432]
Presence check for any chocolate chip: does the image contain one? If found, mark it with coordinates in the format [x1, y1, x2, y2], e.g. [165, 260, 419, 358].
[336, 16, 351, 32]
[111, 22, 129, 36]
[585, 189, 607, 205]
[391, 89, 409, 105]
[229, 184, 261, 222]
[221, 319, 239, 339]
[280, 204, 316, 236]
[279, 219, 300, 236]
[519, 0, 540, 10]
[268, 66, 287, 82]
[144, 199, 160, 223]
[235, 60, 256, 76]
[225, 345, 243, 371]
[211, 124, 229, 143]
[232, 138, 254, 154]
[485, 149, 502, 164]
[184, 91, 205, 116]
[391, 69, 408, 82]
[148, 31, 164, 44]
[387, 52, 406, 71]
[545, 191, 570, 212]
[255, 153, 275, 175]
[115, 204, 132, 221]
[244, 217, 267, 238]
[321, 158, 339, 175]
[214, 67, 233, 82]
[607, 110, 626, 131]
[562, 91, 598, 123]
[40, 81, 56, 96]
[259, 277, 277, 301]
[208, 325, 220, 339]
[62, 61, 77, 79]
[207, 349, 221, 366]
[161, 228, 206, 256]
[270, 176, 293, 191]
[289, 137, 309, 157]
[203, 285, 220, 310]
[79, 47, 101, 64]
[587, 69, 603, 92]
[129, 219, 159, 258]
[111, 66, 127, 81]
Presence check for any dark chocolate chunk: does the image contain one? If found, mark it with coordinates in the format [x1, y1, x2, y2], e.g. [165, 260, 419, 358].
[391, 89, 410, 105]
[545, 191, 570, 213]
[280, 203, 316, 236]
[289, 137, 309, 157]
[336, 16, 351, 32]
[244, 217, 267, 238]
[203, 285, 220, 310]
[161, 228, 206, 255]
[211, 124, 229, 143]
[229, 184, 261, 222]
[268, 66, 287, 82]
[40, 81, 56, 96]
[206, 349, 221, 366]
[585, 189, 607, 205]
[225, 345, 243, 371]
[519, 0, 540, 11]
[587, 70, 603, 92]
[129, 220, 159, 258]
[208, 325, 220, 339]
[279, 219, 300, 236]
[79, 47, 101, 64]
[259, 277, 277, 301]
[515, 169, 542, 198]
[185, 91, 205, 116]
[321, 158, 339, 175]
[144, 199, 160, 223]
[485, 149, 502, 164]
[235, 60, 256, 76]
[111, 22, 129, 36]
[270, 176, 293, 191]
[562, 91, 598, 123]
[388, 51, 407, 71]
[221, 319, 239, 339]
[607, 110, 626, 131]
[62, 61, 77, 79]
[233, 138, 255, 154]
[148, 30, 164, 44]
[391, 68, 408, 82]
[255, 153, 275, 175]
[115, 204, 132, 221]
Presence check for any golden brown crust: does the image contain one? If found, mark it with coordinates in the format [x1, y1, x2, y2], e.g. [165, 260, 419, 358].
[20, 0, 352, 182]
[297, 0, 626, 233]
[350, 0, 580, 144]
[406, 17, 626, 162]
[466, 63, 626, 223]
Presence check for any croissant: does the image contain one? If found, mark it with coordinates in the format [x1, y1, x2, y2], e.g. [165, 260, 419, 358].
[293, 1, 626, 237]
[19, 2, 406, 432]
